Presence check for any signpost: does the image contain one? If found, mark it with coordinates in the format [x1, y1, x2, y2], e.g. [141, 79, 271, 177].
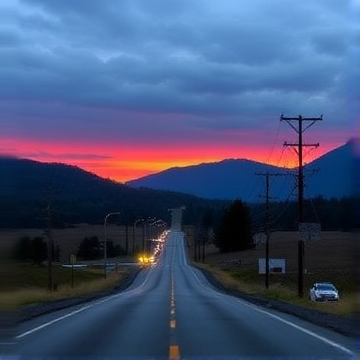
[70, 253, 76, 288]
[298, 222, 321, 275]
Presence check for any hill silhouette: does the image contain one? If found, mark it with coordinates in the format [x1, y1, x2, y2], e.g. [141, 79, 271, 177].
[0, 157, 228, 228]
[127, 141, 356, 201]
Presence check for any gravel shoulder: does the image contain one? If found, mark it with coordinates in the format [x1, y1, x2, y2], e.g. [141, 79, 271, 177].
[16, 265, 359, 339]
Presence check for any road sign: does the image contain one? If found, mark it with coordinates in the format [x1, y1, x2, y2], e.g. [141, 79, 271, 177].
[258, 258, 286, 274]
[70, 253, 76, 265]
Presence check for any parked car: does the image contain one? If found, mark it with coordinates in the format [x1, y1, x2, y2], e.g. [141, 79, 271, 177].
[309, 282, 339, 302]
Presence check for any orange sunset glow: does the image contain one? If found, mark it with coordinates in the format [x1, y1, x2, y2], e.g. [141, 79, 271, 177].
[1, 135, 342, 183]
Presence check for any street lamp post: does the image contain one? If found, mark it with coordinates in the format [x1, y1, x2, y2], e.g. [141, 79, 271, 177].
[147, 217, 157, 253]
[104, 212, 120, 278]
[132, 218, 144, 255]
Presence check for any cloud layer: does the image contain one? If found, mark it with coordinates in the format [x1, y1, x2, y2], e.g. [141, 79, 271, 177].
[0, 0, 358, 181]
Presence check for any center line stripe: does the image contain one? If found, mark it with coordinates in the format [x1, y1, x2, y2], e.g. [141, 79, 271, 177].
[169, 345, 180, 360]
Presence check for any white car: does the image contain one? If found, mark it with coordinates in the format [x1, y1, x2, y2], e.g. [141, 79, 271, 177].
[309, 282, 339, 302]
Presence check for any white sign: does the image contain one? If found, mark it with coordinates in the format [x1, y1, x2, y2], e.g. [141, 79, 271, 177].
[258, 258, 286, 274]
[299, 222, 321, 241]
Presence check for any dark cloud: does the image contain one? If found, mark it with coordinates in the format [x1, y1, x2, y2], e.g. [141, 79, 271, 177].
[0, 0, 356, 141]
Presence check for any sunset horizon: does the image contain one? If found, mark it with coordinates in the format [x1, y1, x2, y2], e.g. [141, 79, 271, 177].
[2, 138, 350, 184]
[0, 1, 357, 184]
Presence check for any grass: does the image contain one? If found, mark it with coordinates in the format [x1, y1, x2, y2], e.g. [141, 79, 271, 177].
[0, 263, 132, 309]
[192, 261, 358, 317]
[185, 229, 359, 318]
[1, 227, 358, 318]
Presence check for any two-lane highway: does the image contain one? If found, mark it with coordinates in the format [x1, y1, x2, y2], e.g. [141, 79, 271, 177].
[7, 230, 359, 359]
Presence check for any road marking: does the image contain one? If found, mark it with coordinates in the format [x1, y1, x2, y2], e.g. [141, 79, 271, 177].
[248, 304, 355, 356]
[16, 305, 92, 339]
[169, 344, 180, 360]
[169, 265, 181, 360]
[171, 231, 356, 358]
[185, 255, 355, 357]
[16, 266, 157, 339]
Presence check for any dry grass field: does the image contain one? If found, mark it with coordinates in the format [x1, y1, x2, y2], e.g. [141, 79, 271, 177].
[1, 225, 358, 316]
[0, 224, 149, 263]
[184, 226, 359, 316]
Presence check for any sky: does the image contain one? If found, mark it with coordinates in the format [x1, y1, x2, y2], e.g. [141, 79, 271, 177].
[1, 0, 359, 183]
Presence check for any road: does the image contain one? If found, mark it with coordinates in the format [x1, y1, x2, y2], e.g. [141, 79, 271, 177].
[5, 230, 359, 359]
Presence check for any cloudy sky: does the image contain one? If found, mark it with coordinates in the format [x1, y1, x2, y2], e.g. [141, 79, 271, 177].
[1, 0, 359, 182]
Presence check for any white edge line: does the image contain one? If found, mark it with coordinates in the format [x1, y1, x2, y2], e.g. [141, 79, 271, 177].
[16, 305, 92, 339]
[251, 304, 355, 356]
[184, 244, 355, 357]
[17, 266, 155, 339]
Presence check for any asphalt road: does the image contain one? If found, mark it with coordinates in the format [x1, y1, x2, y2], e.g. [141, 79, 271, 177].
[4, 230, 359, 359]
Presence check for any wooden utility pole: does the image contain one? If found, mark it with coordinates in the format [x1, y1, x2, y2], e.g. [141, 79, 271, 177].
[45, 186, 54, 291]
[280, 114, 322, 297]
[256, 171, 285, 289]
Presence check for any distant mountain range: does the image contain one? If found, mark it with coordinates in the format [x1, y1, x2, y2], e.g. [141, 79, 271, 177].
[127, 141, 357, 201]
[0, 157, 228, 228]
[0, 141, 357, 229]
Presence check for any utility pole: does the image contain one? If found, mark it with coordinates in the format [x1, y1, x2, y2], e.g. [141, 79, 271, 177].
[125, 223, 129, 255]
[45, 186, 54, 291]
[280, 114, 322, 297]
[256, 171, 285, 289]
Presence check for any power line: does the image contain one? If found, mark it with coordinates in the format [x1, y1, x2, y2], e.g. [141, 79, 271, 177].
[280, 113, 322, 298]
[45, 186, 54, 291]
[256, 171, 287, 289]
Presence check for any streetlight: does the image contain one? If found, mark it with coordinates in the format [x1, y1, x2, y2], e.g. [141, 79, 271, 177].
[133, 218, 144, 255]
[146, 217, 157, 253]
[104, 212, 120, 278]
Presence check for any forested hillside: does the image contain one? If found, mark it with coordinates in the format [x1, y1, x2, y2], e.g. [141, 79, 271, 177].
[0, 157, 357, 231]
[0, 157, 228, 228]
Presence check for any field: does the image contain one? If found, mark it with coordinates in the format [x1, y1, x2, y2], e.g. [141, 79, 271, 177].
[184, 227, 359, 316]
[0, 223, 149, 263]
[0, 266, 129, 309]
[0, 224, 146, 307]
[0, 225, 358, 316]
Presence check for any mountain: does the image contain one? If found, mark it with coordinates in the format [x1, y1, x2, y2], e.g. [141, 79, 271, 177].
[305, 140, 356, 199]
[126, 141, 357, 201]
[0, 157, 229, 228]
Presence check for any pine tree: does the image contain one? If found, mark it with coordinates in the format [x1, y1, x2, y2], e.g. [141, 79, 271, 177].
[215, 199, 253, 252]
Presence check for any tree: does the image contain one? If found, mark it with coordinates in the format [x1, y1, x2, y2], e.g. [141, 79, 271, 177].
[195, 209, 214, 262]
[76, 236, 101, 260]
[31, 236, 48, 265]
[13, 236, 32, 262]
[13, 236, 47, 265]
[106, 240, 125, 258]
[215, 199, 253, 252]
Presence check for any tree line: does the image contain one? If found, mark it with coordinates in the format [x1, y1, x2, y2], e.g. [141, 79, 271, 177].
[12, 236, 125, 264]
[11, 195, 358, 264]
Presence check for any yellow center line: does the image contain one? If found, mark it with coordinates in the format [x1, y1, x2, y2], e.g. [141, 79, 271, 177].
[169, 345, 180, 360]
[169, 272, 180, 360]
